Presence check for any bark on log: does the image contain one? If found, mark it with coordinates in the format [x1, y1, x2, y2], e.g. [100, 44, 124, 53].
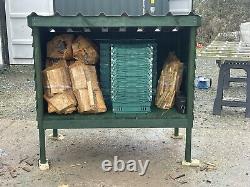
[155, 53, 183, 110]
[47, 34, 74, 60]
[72, 36, 99, 65]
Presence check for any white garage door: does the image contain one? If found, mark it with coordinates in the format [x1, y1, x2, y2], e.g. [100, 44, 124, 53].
[5, 0, 54, 64]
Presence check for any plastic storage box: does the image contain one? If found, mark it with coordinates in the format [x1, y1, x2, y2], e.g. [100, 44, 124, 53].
[169, 0, 192, 15]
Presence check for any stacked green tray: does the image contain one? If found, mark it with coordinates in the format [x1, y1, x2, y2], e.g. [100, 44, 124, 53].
[100, 42, 112, 108]
[100, 40, 157, 112]
[111, 42, 154, 113]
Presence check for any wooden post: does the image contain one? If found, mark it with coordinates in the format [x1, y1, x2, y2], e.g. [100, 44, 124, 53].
[0, 0, 9, 65]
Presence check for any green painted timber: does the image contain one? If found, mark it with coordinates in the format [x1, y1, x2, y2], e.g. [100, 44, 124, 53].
[42, 108, 192, 129]
[28, 13, 201, 28]
[33, 28, 44, 126]
[186, 27, 196, 118]
[28, 14, 201, 164]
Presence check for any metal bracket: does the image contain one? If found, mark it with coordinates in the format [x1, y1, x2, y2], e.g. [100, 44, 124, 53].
[39, 159, 49, 170]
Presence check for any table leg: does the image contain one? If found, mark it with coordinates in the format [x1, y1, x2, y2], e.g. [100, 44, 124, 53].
[213, 65, 227, 115]
[223, 68, 230, 89]
[245, 67, 250, 117]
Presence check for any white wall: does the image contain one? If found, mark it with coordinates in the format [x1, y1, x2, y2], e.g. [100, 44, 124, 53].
[5, 0, 54, 64]
[240, 22, 250, 44]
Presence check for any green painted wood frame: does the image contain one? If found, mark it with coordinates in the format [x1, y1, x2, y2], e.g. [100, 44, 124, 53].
[29, 14, 201, 164]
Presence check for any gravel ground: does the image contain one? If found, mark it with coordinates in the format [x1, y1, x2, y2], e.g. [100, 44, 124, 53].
[0, 59, 250, 187]
[0, 65, 36, 120]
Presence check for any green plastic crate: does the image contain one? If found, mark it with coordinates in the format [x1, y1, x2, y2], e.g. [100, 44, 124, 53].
[112, 104, 151, 114]
[100, 40, 157, 113]
[111, 42, 155, 113]
[100, 41, 157, 92]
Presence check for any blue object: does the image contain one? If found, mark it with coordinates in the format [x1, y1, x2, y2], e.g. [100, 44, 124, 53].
[195, 76, 212, 89]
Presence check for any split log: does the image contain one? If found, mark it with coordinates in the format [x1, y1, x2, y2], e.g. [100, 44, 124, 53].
[47, 34, 74, 59]
[72, 36, 99, 65]
[84, 65, 99, 90]
[68, 61, 87, 90]
[46, 59, 75, 68]
[64, 106, 77, 114]
[69, 61, 107, 113]
[48, 103, 57, 113]
[155, 53, 183, 110]
[87, 81, 95, 108]
[42, 60, 71, 97]
[44, 35, 107, 114]
[44, 90, 77, 114]
[74, 89, 93, 113]
[69, 61, 100, 91]
[95, 89, 107, 113]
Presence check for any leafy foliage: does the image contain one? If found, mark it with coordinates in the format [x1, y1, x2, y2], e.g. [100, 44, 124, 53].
[194, 0, 250, 44]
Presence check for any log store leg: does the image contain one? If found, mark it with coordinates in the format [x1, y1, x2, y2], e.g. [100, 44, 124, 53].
[171, 128, 183, 139]
[182, 127, 200, 166]
[185, 127, 192, 162]
[180, 27, 199, 167]
[39, 128, 49, 170]
[39, 128, 46, 163]
[53, 129, 58, 137]
[174, 128, 179, 136]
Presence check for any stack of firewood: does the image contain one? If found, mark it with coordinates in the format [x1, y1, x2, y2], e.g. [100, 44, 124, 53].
[43, 34, 106, 114]
[155, 53, 183, 110]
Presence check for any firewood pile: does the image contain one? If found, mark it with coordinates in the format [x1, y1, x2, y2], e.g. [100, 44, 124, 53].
[155, 53, 183, 110]
[43, 34, 106, 114]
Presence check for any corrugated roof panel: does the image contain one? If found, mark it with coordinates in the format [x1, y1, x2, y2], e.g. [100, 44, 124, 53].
[54, 0, 169, 16]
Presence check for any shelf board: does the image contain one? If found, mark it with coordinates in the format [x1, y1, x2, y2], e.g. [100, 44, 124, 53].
[42, 108, 192, 129]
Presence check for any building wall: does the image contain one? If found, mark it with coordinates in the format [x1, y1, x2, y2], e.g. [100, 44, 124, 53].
[5, 0, 53, 64]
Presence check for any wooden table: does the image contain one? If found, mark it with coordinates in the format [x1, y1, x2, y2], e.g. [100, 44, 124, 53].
[197, 41, 250, 117]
